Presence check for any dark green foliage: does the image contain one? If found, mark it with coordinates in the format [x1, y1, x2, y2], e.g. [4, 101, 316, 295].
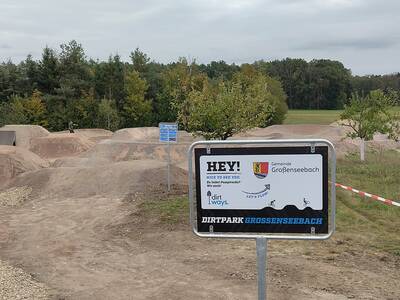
[130, 48, 150, 74]
[0, 41, 398, 133]
[58, 40, 92, 99]
[0, 60, 34, 100]
[93, 55, 126, 110]
[351, 73, 400, 96]
[255, 58, 352, 110]
[38, 47, 60, 94]
[198, 60, 240, 81]
[0, 96, 27, 126]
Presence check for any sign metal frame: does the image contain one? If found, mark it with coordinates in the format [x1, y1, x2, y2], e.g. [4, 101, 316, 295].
[188, 139, 336, 240]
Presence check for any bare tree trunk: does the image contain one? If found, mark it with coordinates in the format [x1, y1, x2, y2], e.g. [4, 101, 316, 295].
[360, 139, 365, 161]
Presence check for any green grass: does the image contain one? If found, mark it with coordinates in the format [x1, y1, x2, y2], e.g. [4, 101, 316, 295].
[140, 195, 189, 225]
[284, 109, 343, 125]
[336, 150, 400, 255]
[284, 107, 399, 125]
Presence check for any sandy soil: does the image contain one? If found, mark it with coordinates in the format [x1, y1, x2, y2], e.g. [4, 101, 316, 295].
[0, 125, 399, 299]
[0, 191, 399, 300]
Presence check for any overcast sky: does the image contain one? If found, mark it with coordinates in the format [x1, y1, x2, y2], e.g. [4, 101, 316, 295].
[0, 0, 399, 75]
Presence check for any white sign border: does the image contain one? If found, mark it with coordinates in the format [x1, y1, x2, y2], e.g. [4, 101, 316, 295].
[188, 139, 336, 240]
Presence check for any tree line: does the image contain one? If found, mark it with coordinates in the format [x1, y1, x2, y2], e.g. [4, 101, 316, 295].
[254, 58, 400, 109]
[0, 41, 399, 134]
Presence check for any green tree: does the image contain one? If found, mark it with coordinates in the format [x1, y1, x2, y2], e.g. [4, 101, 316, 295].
[0, 91, 48, 127]
[143, 62, 165, 124]
[58, 40, 92, 98]
[198, 60, 240, 81]
[24, 90, 48, 127]
[122, 70, 152, 127]
[66, 90, 99, 129]
[183, 68, 287, 140]
[351, 73, 400, 96]
[0, 60, 30, 100]
[232, 65, 288, 126]
[256, 58, 309, 109]
[97, 98, 120, 131]
[340, 90, 400, 161]
[38, 47, 60, 94]
[256, 58, 351, 109]
[0, 96, 27, 126]
[307, 59, 351, 109]
[159, 58, 208, 129]
[130, 48, 150, 74]
[93, 55, 125, 110]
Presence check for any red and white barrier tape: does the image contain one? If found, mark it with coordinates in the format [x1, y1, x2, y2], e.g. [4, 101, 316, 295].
[335, 182, 400, 207]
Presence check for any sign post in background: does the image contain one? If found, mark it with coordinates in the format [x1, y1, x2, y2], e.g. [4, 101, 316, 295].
[188, 139, 336, 300]
[159, 122, 178, 191]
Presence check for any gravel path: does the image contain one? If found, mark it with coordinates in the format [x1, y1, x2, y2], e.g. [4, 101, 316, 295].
[0, 186, 32, 207]
[0, 260, 50, 300]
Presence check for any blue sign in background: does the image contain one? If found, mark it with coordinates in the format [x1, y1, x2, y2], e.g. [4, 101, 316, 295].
[159, 123, 178, 142]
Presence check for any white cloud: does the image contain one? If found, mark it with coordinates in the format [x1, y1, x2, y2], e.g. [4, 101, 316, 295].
[0, 0, 399, 75]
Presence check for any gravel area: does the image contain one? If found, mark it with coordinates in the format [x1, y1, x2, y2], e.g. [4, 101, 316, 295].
[0, 186, 32, 207]
[0, 260, 50, 300]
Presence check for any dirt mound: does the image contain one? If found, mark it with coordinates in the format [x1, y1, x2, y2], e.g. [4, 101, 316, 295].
[232, 125, 349, 141]
[112, 127, 198, 142]
[10, 160, 187, 198]
[0, 146, 49, 188]
[53, 129, 113, 143]
[112, 127, 159, 141]
[89, 140, 190, 164]
[230, 124, 400, 157]
[0, 125, 49, 148]
[29, 133, 94, 159]
[52, 140, 191, 167]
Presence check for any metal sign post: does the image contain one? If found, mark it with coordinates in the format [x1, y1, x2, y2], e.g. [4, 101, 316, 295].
[257, 237, 267, 300]
[188, 139, 336, 299]
[167, 136, 171, 191]
[159, 122, 178, 192]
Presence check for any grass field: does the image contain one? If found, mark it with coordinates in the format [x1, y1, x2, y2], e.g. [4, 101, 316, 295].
[142, 150, 400, 256]
[336, 150, 400, 255]
[284, 109, 343, 125]
[284, 107, 399, 125]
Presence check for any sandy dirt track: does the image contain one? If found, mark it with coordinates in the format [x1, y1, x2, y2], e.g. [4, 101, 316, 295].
[1, 191, 399, 300]
[0, 125, 399, 299]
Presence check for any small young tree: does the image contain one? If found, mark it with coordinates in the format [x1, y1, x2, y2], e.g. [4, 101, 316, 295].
[97, 98, 120, 131]
[340, 90, 399, 161]
[122, 70, 152, 127]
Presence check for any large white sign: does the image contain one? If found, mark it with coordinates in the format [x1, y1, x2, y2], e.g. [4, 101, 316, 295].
[200, 154, 323, 210]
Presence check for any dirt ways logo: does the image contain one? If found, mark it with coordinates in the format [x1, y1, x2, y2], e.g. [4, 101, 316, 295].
[253, 162, 269, 179]
[207, 191, 228, 207]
